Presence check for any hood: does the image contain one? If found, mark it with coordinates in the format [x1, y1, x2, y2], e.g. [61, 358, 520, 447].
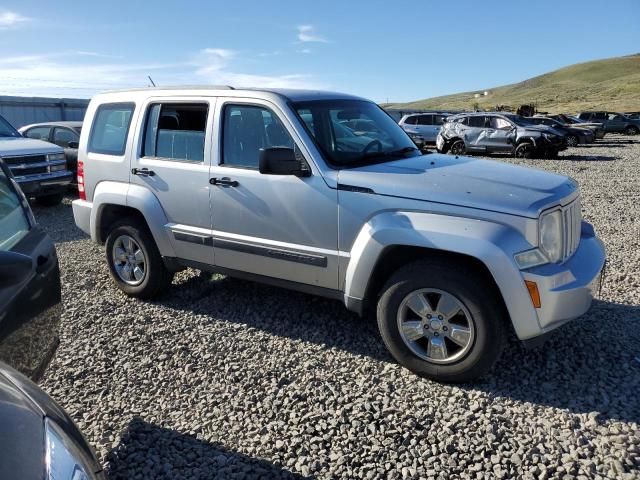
[0, 137, 62, 156]
[519, 125, 563, 136]
[337, 154, 577, 218]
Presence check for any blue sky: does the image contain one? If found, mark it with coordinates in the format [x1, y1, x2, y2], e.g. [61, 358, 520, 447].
[0, 0, 638, 102]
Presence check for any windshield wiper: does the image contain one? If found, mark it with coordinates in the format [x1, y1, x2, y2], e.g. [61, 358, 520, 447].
[361, 146, 418, 160]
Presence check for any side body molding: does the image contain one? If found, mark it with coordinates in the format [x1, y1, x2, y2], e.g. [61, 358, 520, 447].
[90, 181, 176, 258]
[343, 211, 542, 340]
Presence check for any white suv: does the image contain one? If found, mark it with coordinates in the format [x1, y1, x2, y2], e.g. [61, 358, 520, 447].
[73, 86, 606, 382]
[398, 112, 449, 144]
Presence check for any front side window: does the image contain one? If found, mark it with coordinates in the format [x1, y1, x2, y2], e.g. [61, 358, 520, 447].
[88, 103, 135, 155]
[490, 117, 512, 130]
[53, 128, 78, 148]
[403, 116, 417, 125]
[293, 99, 419, 168]
[143, 103, 208, 161]
[24, 126, 51, 141]
[222, 104, 294, 169]
[0, 168, 29, 251]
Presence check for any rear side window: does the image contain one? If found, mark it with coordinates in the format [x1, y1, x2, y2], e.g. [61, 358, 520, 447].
[88, 103, 135, 155]
[403, 116, 417, 125]
[143, 103, 208, 162]
[416, 115, 433, 125]
[468, 116, 486, 128]
[433, 115, 446, 125]
[0, 168, 30, 251]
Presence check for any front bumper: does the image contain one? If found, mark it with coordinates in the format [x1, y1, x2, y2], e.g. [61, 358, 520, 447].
[520, 224, 606, 337]
[15, 170, 73, 197]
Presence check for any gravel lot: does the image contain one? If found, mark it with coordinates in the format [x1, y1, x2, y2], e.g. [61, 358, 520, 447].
[38, 136, 639, 479]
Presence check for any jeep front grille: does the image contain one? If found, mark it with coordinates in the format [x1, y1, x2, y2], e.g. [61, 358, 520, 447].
[563, 198, 581, 261]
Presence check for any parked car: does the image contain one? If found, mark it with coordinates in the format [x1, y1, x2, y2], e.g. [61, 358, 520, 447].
[577, 111, 640, 135]
[73, 87, 605, 383]
[398, 113, 449, 146]
[0, 114, 73, 206]
[19, 121, 82, 186]
[528, 116, 594, 146]
[436, 112, 567, 158]
[0, 158, 103, 479]
[548, 114, 606, 139]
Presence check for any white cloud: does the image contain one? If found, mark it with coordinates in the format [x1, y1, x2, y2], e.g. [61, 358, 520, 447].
[0, 48, 326, 97]
[0, 10, 31, 29]
[298, 48, 312, 54]
[296, 25, 327, 43]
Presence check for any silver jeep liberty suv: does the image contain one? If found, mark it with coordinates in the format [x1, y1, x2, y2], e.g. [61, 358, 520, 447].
[73, 87, 606, 383]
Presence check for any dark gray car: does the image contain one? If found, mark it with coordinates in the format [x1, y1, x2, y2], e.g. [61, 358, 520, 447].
[577, 111, 640, 135]
[437, 112, 567, 158]
[19, 121, 82, 186]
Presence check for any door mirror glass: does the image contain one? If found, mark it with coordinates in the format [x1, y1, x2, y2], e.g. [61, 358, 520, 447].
[67, 141, 79, 149]
[259, 148, 309, 176]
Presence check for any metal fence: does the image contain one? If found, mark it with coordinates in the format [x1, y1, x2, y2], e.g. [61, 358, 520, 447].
[0, 95, 90, 129]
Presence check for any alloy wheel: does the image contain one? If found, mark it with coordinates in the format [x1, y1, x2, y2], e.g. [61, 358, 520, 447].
[112, 235, 146, 286]
[397, 288, 475, 365]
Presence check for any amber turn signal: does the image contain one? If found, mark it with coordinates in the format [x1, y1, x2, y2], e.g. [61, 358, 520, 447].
[524, 280, 541, 308]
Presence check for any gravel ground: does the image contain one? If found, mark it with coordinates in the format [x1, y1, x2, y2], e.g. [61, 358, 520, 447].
[38, 136, 639, 479]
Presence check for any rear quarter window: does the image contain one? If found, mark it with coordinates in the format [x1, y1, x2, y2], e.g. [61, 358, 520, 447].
[88, 103, 135, 155]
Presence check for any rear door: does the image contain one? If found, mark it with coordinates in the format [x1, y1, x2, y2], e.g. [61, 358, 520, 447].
[129, 98, 215, 266]
[414, 115, 434, 140]
[0, 162, 60, 380]
[606, 114, 626, 132]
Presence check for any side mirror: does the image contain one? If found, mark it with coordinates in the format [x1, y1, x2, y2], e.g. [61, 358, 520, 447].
[67, 141, 79, 149]
[259, 148, 309, 177]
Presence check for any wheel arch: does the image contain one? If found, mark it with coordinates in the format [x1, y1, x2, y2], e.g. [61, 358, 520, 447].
[343, 211, 542, 339]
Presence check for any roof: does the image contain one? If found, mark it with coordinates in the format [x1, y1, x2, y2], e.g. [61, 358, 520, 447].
[19, 121, 82, 129]
[98, 86, 368, 103]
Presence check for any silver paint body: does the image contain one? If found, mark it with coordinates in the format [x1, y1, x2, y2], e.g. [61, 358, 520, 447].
[73, 87, 606, 341]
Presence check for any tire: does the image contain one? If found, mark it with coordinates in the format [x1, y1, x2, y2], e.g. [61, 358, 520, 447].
[514, 142, 534, 159]
[565, 135, 578, 147]
[377, 259, 506, 383]
[35, 193, 64, 206]
[105, 218, 173, 298]
[448, 139, 465, 155]
[624, 125, 639, 135]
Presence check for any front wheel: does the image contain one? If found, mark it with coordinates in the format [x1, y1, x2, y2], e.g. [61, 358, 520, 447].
[565, 135, 578, 147]
[514, 142, 534, 159]
[377, 260, 506, 383]
[105, 219, 173, 298]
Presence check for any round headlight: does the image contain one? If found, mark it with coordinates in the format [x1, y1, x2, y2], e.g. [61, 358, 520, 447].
[45, 418, 94, 480]
[539, 210, 563, 263]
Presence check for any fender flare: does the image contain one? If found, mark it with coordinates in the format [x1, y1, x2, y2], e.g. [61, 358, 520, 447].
[90, 181, 176, 257]
[343, 211, 542, 339]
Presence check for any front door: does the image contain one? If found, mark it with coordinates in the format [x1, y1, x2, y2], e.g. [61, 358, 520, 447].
[129, 98, 215, 265]
[483, 116, 515, 151]
[209, 99, 339, 290]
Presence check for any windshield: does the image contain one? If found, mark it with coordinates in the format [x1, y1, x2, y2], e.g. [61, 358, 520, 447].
[293, 99, 420, 167]
[502, 114, 535, 127]
[0, 115, 20, 138]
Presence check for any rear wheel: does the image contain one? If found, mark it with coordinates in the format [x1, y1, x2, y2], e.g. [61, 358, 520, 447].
[514, 142, 534, 159]
[35, 193, 64, 206]
[624, 125, 639, 135]
[377, 259, 506, 383]
[105, 219, 173, 298]
[449, 139, 465, 155]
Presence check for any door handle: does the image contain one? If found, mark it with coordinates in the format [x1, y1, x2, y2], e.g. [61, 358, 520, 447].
[132, 168, 155, 177]
[209, 177, 238, 187]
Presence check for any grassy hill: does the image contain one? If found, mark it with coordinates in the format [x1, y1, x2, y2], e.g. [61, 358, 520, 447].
[385, 54, 640, 113]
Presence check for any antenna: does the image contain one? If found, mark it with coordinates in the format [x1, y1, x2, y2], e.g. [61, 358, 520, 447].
[147, 76, 157, 87]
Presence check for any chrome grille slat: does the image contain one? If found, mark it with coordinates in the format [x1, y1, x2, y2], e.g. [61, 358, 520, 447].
[562, 198, 581, 262]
